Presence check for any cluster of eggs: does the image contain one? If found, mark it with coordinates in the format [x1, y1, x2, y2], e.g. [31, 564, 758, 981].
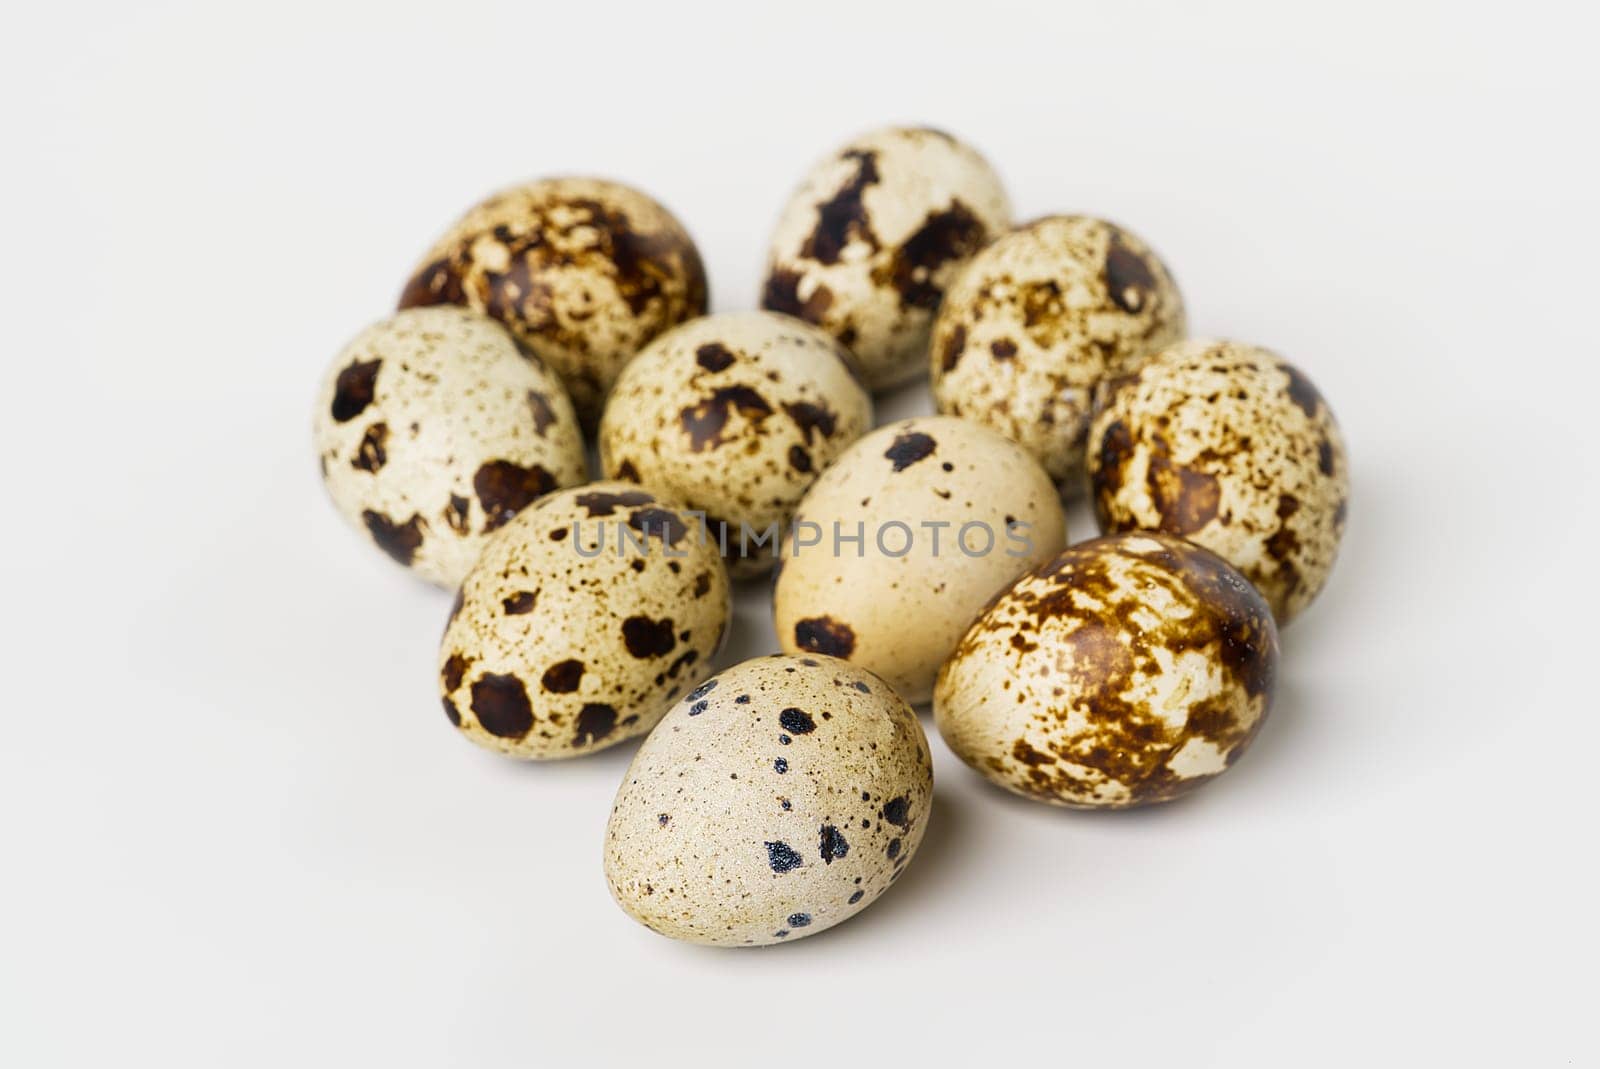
[313, 126, 1348, 947]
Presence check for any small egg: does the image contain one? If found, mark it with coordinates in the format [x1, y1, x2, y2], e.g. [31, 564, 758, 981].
[1088, 338, 1349, 624]
[762, 126, 1012, 391]
[930, 215, 1186, 496]
[935, 533, 1278, 808]
[398, 177, 708, 423]
[604, 654, 932, 946]
[312, 307, 586, 587]
[438, 483, 731, 759]
[773, 416, 1066, 705]
[598, 311, 873, 577]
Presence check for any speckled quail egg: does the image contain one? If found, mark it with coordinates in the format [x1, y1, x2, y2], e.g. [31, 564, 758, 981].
[930, 215, 1186, 497]
[312, 307, 586, 587]
[599, 311, 873, 578]
[438, 482, 731, 759]
[761, 126, 1012, 391]
[398, 177, 708, 423]
[772, 416, 1066, 705]
[604, 654, 932, 946]
[935, 533, 1278, 808]
[1088, 338, 1349, 624]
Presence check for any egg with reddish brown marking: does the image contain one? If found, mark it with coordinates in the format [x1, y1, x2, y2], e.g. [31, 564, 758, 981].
[398, 177, 708, 423]
[1088, 338, 1349, 624]
[438, 483, 731, 759]
[599, 311, 872, 577]
[935, 533, 1278, 808]
[762, 126, 1012, 390]
[605, 654, 932, 946]
[312, 307, 586, 587]
[930, 215, 1186, 497]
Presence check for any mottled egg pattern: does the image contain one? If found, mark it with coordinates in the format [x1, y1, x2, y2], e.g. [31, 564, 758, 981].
[604, 655, 932, 946]
[930, 215, 1186, 496]
[398, 177, 708, 422]
[774, 416, 1066, 705]
[935, 533, 1278, 808]
[599, 311, 873, 578]
[762, 126, 1011, 391]
[312, 307, 586, 587]
[1088, 339, 1349, 624]
[439, 483, 731, 759]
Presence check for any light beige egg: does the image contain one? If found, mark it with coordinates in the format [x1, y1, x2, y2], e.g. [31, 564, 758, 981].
[1088, 338, 1349, 624]
[930, 215, 1186, 497]
[762, 126, 1012, 391]
[935, 533, 1278, 808]
[604, 654, 932, 946]
[772, 416, 1066, 705]
[598, 311, 873, 578]
[438, 483, 731, 759]
[312, 307, 586, 587]
[398, 177, 708, 423]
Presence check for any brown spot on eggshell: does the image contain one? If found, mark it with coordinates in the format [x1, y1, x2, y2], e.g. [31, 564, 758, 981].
[361, 509, 425, 565]
[351, 422, 388, 472]
[470, 673, 535, 739]
[794, 616, 856, 658]
[883, 431, 936, 471]
[473, 460, 556, 532]
[331, 358, 381, 423]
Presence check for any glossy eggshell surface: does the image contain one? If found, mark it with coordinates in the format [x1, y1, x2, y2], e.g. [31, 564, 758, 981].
[1088, 338, 1349, 624]
[761, 126, 1012, 390]
[773, 416, 1066, 705]
[312, 307, 586, 587]
[438, 483, 731, 759]
[604, 654, 933, 946]
[935, 533, 1278, 808]
[930, 215, 1186, 496]
[598, 311, 873, 578]
[398, 177, 708, 422]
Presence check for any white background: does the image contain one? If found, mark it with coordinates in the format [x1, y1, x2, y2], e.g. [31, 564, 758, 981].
[3, 1, 1595, 1065]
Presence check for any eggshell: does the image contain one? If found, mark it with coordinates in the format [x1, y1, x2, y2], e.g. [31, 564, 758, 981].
[1088, 338, 1349, 624]
[598, 311, 873, 578]
[772, 416, 1065, 705]
[312, 307, 586, 587]
[398, 177, 708, 422]
[930, 215, 1186, 496]
[604, 654, 932, 946]
[935, 533, 1278, 808]
[438, 482, 731, 759]
[762, 126, 1011, 390]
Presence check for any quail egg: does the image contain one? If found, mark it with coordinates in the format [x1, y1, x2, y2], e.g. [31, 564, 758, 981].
[398, 177, 708, 423]
[438, 482, 731, 759]
[773, 416, 1065, 705]
[762, 126, 1011, 390]
[604, 654, 932, 946]
[935, 533, 1278, 808]
[599, 311, 873, 578]
[930, 215, 1186, 496]
[1088, 338, 1349, 624]
[312, 307, 586, 587]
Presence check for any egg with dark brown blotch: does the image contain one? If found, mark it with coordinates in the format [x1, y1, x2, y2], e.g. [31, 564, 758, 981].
[599, 311, 873, 578]
[762, 126, 1011, 391]
[930, 215, 1186, 497]
[1088, 338, 1349, 624]
[935, 533, 1278, 808]
[398, 177, 708, 423]
[605, 654, 932, 946]
[312, 307, 587, 587]
[438, 483, 731, 759]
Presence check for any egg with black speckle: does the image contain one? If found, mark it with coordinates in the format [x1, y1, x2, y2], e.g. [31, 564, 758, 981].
[930, 215, 1186, 496]
[398, 177, 708, 423]
[438, 482, 731, 759]
[935, 533, 1278, 808]
[773, 416, 1066, 704]
[312, 307, 587, 587]
[1088, 338, 1349, 623]
[762, 126, 1012, 391]
[599, 311, 873, 577]
[604, 654, 932, 946]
